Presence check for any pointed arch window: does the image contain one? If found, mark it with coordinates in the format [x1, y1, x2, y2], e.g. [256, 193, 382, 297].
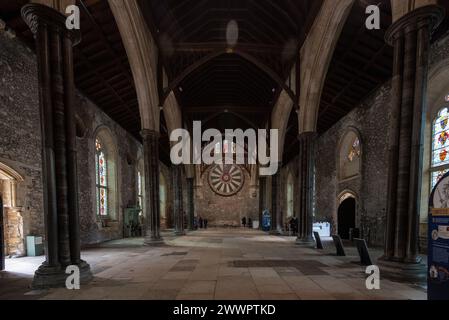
[286, 174, 294, 218]
[95, 138, 108, 217]
[431, 106, 449, 189]
[137, 170, 143, 209]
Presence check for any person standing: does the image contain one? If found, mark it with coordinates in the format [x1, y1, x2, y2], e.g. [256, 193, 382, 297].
[242, 217, 247, 228]
[199, 216, 203, 229]
[204, 218, 208, 229]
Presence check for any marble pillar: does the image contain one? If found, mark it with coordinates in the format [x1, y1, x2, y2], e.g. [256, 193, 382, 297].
[296, 132, 317, 245]
[383, 5, 444, 266]
[22, 3, 92, 288]
[141, 129, 163, 244]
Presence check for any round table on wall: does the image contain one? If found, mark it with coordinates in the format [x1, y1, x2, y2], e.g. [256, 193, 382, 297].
[208, 164, 244, 197]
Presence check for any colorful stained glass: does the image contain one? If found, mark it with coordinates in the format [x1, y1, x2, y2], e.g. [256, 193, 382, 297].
[432, 169, 449, 189]
[137, 171, 143, 208]
[431, 106, 449, 190]
[95, 137, 108, 216]
[432, 108, 449, 167]
[348, 138, 361, 162]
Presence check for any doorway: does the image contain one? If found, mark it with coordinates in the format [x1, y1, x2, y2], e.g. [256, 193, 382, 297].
[337, 197, 356, 240]
[1, 195, 4, 271]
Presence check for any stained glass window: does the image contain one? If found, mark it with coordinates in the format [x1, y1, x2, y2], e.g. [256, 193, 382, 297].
[431, 106, 449, 189]
[287, 177, 294, 218]
[214, 140, 236, 154]
[95, 138, 108, 216]
[137, 171, 143, 209]
[347, 138, 361, 162]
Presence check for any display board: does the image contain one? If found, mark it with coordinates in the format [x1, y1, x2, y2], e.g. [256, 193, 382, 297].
[428, 172, 449, 300]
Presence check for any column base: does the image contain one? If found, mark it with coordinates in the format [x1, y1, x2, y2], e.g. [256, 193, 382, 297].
[377, 256, 427, 282]
[174, 230, 186, 236]
[144, 236, 165, 246]
[269, 230, 281, 235]
[32, 260, 92, 289]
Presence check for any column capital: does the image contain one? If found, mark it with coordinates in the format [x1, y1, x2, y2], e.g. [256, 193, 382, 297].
[21, 3, 81, 45]
[140, 129, 160, 140]
[386, 5, 444, 45]
[297, 131, 318, 142]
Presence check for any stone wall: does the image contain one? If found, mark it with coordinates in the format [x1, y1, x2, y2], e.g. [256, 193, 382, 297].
[0, 29, 173, 249]
[0, 31, 44, 256]
[195, 165, 258, 227]
[313, 83, 392, 247]
[282, 82, 392, 245]
[75, 94, 143, 245]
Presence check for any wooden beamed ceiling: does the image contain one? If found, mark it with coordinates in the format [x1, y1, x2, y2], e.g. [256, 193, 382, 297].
[317, 0, 394, 134]
[2, 0, 449, 166]
[138, 0, 323, 130]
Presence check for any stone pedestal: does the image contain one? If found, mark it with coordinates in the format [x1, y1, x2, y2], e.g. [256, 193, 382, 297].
[22, 3, 92, 288]
[296, 132, 317, 245]
[141, 129, 164, 245]
[382, 5, 444, 265]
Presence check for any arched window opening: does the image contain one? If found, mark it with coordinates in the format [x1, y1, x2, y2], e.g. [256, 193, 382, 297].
[214, 140, 236, 155]
[160, 172, 167, 227]
[137, 170, 143, 210]
[95, 138, 108, 217]
[338, 129, 362, 181]
[286, 174, 294, 218]
[94, 128, 118, 221]
[431, 105, 449, 189]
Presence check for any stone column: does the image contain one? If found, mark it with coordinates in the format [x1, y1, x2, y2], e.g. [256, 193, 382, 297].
[187, 177, 195, 231]
[383, 5, 444, 266]
[172, 165, 185, 236]
[141, 129, 163, 244]
[258, 177, 265, 230]
[22, 3, 92, 288]
[270, 169, 282, 235]
[296, 132, 317, 245]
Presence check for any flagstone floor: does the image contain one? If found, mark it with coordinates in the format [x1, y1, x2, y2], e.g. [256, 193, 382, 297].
[0, 229, 427, 300]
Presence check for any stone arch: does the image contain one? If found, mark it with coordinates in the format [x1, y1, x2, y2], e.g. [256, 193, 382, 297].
[108, 0, 160, 131]
[337, 127, 362, 182]
[271, 90, 294, 163]
[298, 0, 355, 134]
[336, 190, 358, 239]
[93, 126, 119, 221]
[0, 162, 25, 257]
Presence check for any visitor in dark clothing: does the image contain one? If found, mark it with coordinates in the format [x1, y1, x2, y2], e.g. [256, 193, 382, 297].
[242, 217, 247, 228]
[199, 216, 203, 229]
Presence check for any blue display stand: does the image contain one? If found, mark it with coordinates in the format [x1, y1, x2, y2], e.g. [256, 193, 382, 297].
[262, 211, 271, 232]
[428, 172, 449, 300]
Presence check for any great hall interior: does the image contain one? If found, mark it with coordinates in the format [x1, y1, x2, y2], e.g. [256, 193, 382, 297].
[0, 0, 449, 300]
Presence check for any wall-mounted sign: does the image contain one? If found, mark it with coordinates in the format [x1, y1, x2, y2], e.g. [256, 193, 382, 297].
[429, 172, 449, 300]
